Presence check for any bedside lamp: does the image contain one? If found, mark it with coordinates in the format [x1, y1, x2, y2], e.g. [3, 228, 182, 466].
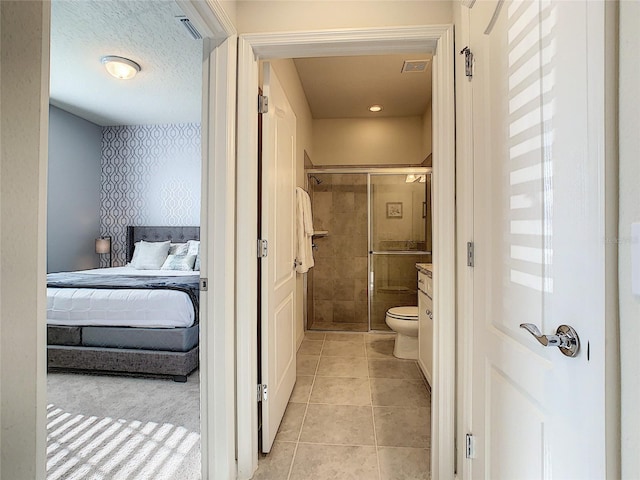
[95, 236, 112, 267]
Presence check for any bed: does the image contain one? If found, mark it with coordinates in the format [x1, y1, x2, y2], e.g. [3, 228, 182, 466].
[47, 226, 200, 382]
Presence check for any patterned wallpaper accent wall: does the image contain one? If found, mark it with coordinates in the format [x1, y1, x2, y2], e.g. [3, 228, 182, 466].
[100, 123, 201, 266]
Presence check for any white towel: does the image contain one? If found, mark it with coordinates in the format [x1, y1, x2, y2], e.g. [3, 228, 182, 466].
[295, 187, 315, 273]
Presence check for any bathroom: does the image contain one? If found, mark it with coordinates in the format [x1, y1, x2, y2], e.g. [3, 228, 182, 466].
[253, 53, 435, 479]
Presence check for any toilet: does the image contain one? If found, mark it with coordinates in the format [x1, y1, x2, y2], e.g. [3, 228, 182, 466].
[384, 306, 419, 360]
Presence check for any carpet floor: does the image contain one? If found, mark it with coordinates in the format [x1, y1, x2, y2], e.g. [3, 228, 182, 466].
[46, 372, 201, 480]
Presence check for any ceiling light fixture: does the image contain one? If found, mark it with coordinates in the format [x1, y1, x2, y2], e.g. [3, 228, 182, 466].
[101, 56, 141, 80]
[368, 104, 383, 113]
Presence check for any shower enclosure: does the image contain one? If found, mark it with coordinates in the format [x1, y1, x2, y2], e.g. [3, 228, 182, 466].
[306, 169, 432, 332]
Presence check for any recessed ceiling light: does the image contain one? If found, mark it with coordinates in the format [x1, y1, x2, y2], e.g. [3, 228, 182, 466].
[101, 56, 141, 80]
[368, 104, 383, 113]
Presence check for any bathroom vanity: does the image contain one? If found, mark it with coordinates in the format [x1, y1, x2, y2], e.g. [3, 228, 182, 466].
[416, 263, 433, 387]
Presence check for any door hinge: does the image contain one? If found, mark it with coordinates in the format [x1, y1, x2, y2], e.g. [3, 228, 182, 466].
[467, 241, 475, 267]
[258, 95, 269, 114]
[258, 239, 268, 258]
[465, 433, 475, 459]
[199, 278, 208, 291]
[257, 384, 268, 402]
[460, 46, 474, 78]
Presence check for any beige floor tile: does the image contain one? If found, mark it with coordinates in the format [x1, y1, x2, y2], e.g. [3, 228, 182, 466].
[275, 402, 307, 442]
[368, 359, 422, 379]
[304, 332, 326, 341]
[371, 378, 430, 407]
[366, 338, 396, 359]
[365, 333, 396, 342]
[325, 332, 365, 343]
[322, 341, 366, 357]
[291, 376, 314, 403]
[374, 407, 430, 448]
[300, 404, 375, 445]
[316, 356, 369, 378]
[307, 322, 368, 332]
[252, 441, 296, 479]
[378, 446, 430, 480]
[289, 444, 379, 480]
[298, 340, 324, 356]
[297, 355, 320, 376]
[309, 377, 371, 406]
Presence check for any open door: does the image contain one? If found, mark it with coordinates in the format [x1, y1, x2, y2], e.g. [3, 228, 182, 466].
[469, 0, 610, 477]
[260, 62, 297, 453]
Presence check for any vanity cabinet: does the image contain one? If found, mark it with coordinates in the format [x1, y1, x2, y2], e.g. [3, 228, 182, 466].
[417, 269, 433, 387]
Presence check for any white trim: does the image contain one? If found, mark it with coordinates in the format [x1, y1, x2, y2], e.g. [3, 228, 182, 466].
[180, 2, 237, 479]
[430, 24, 457, 479]
[454, 6, 475, 480]
[236, 35, 261, 480]
[236, 25, 457, 480]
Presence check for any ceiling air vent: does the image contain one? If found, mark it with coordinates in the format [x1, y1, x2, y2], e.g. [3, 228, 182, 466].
[401, 60, 430, 73]
[177, 16, 202, 40]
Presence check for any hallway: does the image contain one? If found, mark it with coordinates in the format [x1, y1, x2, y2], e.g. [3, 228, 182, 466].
[252, 332, 431, 479]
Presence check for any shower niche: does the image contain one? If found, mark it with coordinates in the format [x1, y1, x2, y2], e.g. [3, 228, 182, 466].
[306, 170, 432, 332]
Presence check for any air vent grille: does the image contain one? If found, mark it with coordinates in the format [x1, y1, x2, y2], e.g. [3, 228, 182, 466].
[401, 60, 430, 73]
[177, 16, 202, 40]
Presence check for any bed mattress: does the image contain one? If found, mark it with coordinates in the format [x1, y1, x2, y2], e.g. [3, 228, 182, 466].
[47, 267, 198, 328]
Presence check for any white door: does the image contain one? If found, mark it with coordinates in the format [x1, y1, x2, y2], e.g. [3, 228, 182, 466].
[470, 1, 608, 477]
[261, 62, 297, 453]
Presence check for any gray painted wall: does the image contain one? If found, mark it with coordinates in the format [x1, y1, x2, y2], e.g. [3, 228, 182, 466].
[47, 105, 102, 273]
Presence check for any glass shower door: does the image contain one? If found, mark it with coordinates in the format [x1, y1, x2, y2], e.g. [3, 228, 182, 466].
[369, 173, 432, 330]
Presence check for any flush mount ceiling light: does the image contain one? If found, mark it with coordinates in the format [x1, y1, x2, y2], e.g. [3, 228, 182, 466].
[101, 56, 141, 80]
[368, 104, 383, 113]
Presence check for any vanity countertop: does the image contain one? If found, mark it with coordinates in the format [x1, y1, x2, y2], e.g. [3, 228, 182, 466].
[416, 263, 433, 276]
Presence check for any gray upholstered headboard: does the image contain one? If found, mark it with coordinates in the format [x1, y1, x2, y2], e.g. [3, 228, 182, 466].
[126, 226, 200, 263]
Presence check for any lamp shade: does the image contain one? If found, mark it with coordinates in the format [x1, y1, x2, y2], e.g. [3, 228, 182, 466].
[95, 237, 111, 254]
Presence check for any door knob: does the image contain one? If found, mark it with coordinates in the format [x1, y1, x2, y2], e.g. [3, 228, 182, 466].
[519, 323, 580, 358]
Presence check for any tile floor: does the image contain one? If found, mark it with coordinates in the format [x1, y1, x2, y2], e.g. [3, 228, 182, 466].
[252, 332, 431, 480]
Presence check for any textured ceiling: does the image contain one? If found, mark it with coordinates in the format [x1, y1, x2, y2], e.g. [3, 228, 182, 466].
[50, 0, 203, 126]
[293, 54, 432, 119]
[50, 2, 430, 125]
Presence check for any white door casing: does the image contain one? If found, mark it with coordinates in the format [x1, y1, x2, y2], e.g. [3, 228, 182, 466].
[173, 2, 237, 479]
[236, 26, 455, 479]
[260, 63, 298, 453]
[469, 0, 614, 477]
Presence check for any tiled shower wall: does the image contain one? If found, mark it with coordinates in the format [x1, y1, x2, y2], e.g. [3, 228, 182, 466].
[308, 174, 369, 331]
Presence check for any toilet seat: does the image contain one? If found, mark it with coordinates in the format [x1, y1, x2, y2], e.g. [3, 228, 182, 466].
[386, 306, 418, 321]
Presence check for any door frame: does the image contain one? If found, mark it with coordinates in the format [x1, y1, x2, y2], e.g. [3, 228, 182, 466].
[178, 2, 238, 479]
[235, 25, 456, 480]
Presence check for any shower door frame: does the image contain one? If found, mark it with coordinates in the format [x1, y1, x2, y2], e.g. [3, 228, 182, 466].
[305, 167, 432, 332]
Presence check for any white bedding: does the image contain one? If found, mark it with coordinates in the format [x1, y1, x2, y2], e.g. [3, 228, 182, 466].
[47, 267, 197, 328]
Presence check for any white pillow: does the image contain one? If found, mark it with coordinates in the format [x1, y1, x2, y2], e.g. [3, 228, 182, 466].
[131, 240, 171, 270]
[187, 240, 200, 256]
[169, 243, 189, 255]
[161, 254, 196, 271]
[187, 240, 201, 271]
